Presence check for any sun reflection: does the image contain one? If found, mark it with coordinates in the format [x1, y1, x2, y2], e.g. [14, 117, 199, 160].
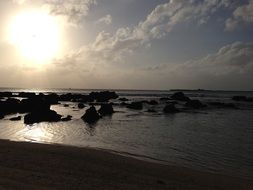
[25, 125, 52, 142]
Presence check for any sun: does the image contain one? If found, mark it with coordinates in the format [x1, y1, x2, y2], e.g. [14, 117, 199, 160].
[8, 10, 61, 64]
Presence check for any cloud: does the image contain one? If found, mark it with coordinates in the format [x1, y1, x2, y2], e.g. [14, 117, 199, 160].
[225, 0, 253, 30]
[142, 42, 253, 89]
[13, 0, 96, 23]
[57, 0, 234, 67]
[96, 14, 112, 25]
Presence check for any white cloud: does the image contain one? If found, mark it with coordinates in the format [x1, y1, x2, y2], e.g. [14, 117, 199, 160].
[144, 42, 253, 89]
[57, 0, 234, 67]
[96, 14, 112, 25]
[225, 0, 253, 31]
[13, 0, 96, 23]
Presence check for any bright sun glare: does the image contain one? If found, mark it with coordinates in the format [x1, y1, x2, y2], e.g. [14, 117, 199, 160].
[9, 11, 60, 64]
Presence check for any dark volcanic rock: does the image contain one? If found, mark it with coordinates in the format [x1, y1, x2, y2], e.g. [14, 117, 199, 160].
[24, 110, 62, 124]
[171, 92, 190, 102]
[185, 99, 205, 109]
[126, 101, 143, 110]
[81, 106, 100, 124]
[147, 100, 158, 105]
[160, 97, 171, 101]
[78, 103, 85, 109]
[147, 109, 156, 113]
[89, 91, 118, 102]
[118, 97, 129, 102]
[163, 104, 179, 113]
[232, 96, 253, 102]
[208, 102, 236, 108]
[10, 116, 22, 121]
[0, 92, 12, 97]
[98, 103, 114, 116]
[19, 98, 50, 113]
[61, 115, 72, 122]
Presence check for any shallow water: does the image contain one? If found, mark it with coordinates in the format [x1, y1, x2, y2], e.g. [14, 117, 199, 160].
[0, 89, 253, 179]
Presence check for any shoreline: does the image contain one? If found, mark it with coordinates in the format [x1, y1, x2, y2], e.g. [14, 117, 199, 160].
[0, 139, 252, 190]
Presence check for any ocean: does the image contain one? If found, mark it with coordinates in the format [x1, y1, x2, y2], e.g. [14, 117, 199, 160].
[0, 88, 253, 179]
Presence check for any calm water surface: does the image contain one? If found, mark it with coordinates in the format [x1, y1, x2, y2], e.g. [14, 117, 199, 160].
[0, 89, 253, 179]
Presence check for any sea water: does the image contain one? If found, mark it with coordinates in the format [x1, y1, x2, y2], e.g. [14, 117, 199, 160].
[0, 89, 253, 179]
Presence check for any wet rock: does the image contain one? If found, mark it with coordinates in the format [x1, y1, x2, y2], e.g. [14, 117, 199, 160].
[24, 110, 62, 124]
[78, 103, 85, 109]
[232, 96, 253, 102]
[185, 99, 205, 109]
[89, 91, 118, 102]
[166, 101, 178, 105]
[18, 92, 36, 98]
[147, 109, 156, 113]
[171, 92, 190, 102]
[10, 116, 21, 121]
[0, 92, 12, 97]
[81, 106, 100, 124]
[98, 103, 114, 116]
[45, 93, 59, 105]
[160, 97, 171, 101]
[61, 115, 72, 122]
[19, 98, 50, 113]
[118, 97, 129, 102]
[163, 104, 179, 113]
[147, 100, 158, 105]
[126, 101, 143, 110]
[208, 102, 236, 108]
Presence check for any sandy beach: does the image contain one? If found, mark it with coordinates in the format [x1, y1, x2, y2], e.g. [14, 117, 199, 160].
[0, 140, 251, 190]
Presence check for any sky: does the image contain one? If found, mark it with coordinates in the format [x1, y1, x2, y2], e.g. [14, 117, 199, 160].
[0, 0, 253, 90]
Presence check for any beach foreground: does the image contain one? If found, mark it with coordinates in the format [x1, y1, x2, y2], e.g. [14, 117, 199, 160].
[0, 140, 252, 190]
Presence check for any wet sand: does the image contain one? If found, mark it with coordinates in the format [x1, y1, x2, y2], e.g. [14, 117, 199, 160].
[0, 140, 252, 190]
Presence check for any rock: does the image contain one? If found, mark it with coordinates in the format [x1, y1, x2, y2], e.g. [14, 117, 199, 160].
[185, 99, 205, 109]
[166, 101, 178, 105]
[24, 110, 62, 124]
[89, 91, 118, 102]
[147, 109, 156, 113]
[163, 104, 179, 113]
[147, 100, 158, 105]
[10, 116, 21, 121]
[118, 97, 129, 102]
[61, 115, 72, 121]
[160, 97, 171, 101]
[81, 106, 100, 123]
[0, 92, 12, 97]
[126, 101, 143, 110]
[18, 92, 36, 98]
[171, 92, 190, 101]
[98, 103, 114, 115]
[208, 102, 236, 108]
[63, 104, 69, 107]
[19, 98, 50, 113]
[232, 96, 253, 102]
[78, 103, 85, 109]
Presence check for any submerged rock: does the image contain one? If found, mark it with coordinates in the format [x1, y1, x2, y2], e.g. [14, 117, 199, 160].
[185, 99, 206, 109]
[208, 102, 236, 109]
[61, 115, 72, 122]
[147, 100, 158, 105]
[78, 103, 85, 109]
[163, 104, 179, 113]
[81, 106, 100, 123]
[171, 92, 190, 102]
[98, 103, 114, 116]
[126, 101, 143, 110]
[10, 116, 22, 121]
[89, 91, 118, 102]
[118, 97, 129, 102]
[24, 110, 62, 124]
